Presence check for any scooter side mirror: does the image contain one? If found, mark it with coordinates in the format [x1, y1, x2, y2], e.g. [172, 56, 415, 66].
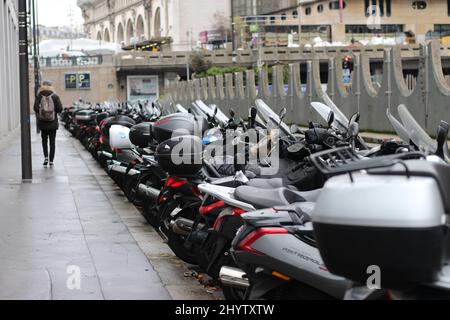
[249, 107, 258, 128]
[349, 122, 360, 139]
[327, 111, 335, 128]
[349, 112, 360, 127]
[279, 108, 287, 121]
[436, 121, 449, 160]
[230, 109, 236, 118]
[250, 107, 257, 120]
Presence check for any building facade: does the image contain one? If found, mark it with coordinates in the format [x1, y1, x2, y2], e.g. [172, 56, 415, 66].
[77, 0, 231, 51]
[233, 0, 298, 16]
[293, 0, 450, 43]
[232, 0, 450, 47]
[0, 0, 20, 139]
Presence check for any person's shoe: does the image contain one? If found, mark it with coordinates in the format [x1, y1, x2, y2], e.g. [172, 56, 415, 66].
[43, 158, 49, 167]
[49, 162, 54, 167]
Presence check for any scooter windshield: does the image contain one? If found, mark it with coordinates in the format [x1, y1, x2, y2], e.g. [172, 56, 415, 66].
[386, 108, 411, 144]
[398, 104, 437, 154]
[311, 102, 347, 133]
[321, 93, 351, 131]
[143, 103, 161, 119]
[207, 104, 230, 126]
[175, 104, 189, 113]
[255, 99, 291, 137]
[190, 102, 209, 119]
[195, 100, 229, 127]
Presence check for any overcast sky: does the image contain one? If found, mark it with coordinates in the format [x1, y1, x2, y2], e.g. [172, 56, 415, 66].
[37, 0, 84, 27]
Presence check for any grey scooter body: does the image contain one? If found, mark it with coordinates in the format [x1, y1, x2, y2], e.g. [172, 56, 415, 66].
[227, 203, 352, 300]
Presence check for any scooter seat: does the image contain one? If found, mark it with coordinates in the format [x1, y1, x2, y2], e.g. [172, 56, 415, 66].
[247, 178, 297, 190]
[235, 186, 309, 209]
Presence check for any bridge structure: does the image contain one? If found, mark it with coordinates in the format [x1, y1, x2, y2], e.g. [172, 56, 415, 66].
[164, 41, 450, 136]
[116, 44, 450, 72]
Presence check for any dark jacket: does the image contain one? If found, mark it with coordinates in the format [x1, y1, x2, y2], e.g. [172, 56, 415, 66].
[33, 85, 63, 131]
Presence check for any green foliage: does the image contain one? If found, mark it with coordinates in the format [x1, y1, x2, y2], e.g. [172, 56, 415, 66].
[253, 64, 289, 85]
[193, 63, 290, 86]
[193, 66, 247, 79]
[190, 51, 212, 77]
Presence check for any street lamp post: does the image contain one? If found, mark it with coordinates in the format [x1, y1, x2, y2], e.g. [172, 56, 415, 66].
[231, 0, 236, 63]
[18, 0, 33, 181]
[19, 0, 33, 181]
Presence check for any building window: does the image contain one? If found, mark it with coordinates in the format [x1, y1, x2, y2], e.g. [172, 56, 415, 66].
[448, 0, 450, 16]
[270, 16, 276, 24]
[293, 10, 298, 18]
[329, 1, 346, 10]
[412, 1, 427, 10]
[379, 0, 385, 16]
[386, 0, 392, 16]
[281, 13, 287, 21]
[317, 4, 323, 13]
[305, 7, 311, 15]
[346, 24, 403, 35]
[301, 25, 332, 43]
[364, 0, 370, 17]
[365, 1, 386, 17]
[434, 24, 450, 37]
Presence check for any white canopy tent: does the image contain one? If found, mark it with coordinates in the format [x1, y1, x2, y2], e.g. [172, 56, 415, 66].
[39, 38, 122, 57]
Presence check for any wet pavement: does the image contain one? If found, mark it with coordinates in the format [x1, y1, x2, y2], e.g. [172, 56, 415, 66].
[0, 123, 222, 300]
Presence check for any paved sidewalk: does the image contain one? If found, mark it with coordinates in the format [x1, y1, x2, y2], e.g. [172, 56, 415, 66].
[0, 123, 219, 300]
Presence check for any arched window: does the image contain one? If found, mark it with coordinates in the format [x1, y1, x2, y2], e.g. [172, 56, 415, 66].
[136, 15, 145, 40]
[126, 19, 134, 45]
[103, 28, 110, 42]
[117, 23, 125, 45]
[318, 4, 324, 13]
[305, 7, 311, 15]
[154, 7, 161, 37]
[412, 1, 427, 10]
[292, 10, 298, 18]
[281, 13, 287, 21]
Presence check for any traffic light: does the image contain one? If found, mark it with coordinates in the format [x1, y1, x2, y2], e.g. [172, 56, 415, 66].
[343, 55, 353, 70]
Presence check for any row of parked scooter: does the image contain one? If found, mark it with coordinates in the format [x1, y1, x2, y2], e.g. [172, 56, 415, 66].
[61, 95, 450, 300]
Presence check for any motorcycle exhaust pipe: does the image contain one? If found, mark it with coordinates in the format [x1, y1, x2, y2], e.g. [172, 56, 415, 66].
[97, 151, 113, 160]
[219, 266, 250, 289]
[108, 164, 128, 175]
[137, 184, 160, 201]
[170, 218, 195, 236]
[126, 168, 141, 177]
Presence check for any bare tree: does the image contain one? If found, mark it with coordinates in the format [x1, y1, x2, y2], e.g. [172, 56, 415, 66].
[211, 11, 230, 39]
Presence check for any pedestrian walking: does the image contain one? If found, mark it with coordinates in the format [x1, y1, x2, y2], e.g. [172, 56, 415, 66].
[33, 80, 63, 167]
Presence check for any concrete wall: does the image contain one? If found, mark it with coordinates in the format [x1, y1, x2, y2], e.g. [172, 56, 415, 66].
[167, 40, 450, 135]
[0, 0, 20, 139]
